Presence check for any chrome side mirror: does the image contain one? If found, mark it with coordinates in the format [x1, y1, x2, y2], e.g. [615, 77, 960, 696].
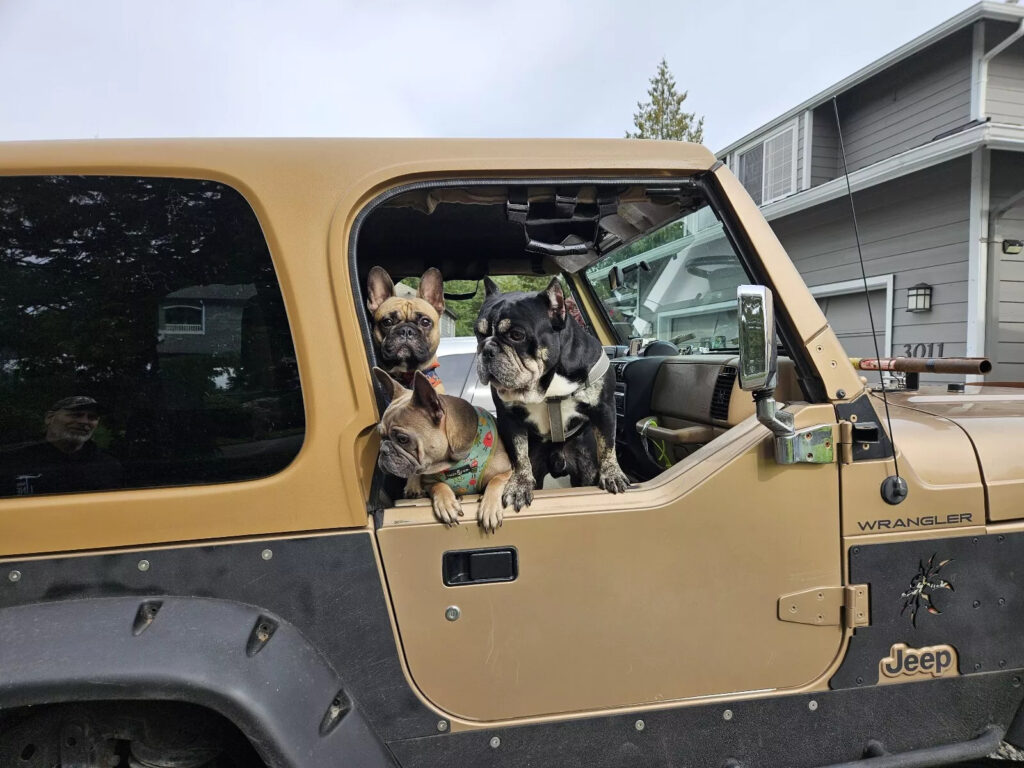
[736, 285, 778, 392]
[736, 285, 793, 439]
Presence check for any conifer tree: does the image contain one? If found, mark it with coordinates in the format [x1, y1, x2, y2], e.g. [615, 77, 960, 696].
[626, 58, 704, 143]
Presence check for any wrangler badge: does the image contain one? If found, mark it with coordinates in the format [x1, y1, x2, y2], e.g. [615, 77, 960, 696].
[878, 643, 958, 685]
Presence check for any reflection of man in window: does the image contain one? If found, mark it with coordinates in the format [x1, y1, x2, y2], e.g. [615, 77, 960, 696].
[0, 396, 124, 497]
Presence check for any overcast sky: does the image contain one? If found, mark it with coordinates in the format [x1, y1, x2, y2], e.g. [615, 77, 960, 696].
[0, 0, 980, 151]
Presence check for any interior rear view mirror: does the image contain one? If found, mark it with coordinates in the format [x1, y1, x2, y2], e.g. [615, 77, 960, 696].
[608, 266, 624, 291]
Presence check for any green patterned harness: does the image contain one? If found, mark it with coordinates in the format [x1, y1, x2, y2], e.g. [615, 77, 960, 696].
[423, 407, 498, 496]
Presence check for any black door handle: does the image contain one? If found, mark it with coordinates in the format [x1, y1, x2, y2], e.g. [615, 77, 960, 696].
[443, 547, 518, 586]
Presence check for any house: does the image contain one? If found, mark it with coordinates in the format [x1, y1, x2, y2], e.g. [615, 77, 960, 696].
[717, 1, 1024, 381]
[156, 283, 258, 357]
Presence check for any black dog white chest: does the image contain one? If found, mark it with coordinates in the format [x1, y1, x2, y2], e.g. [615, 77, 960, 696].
[502, 372, 603, 442]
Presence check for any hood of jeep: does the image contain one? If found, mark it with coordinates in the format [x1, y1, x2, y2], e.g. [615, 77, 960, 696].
[886, 386, 1024, 521]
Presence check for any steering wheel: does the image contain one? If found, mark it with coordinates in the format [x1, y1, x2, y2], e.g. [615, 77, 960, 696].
[642, 340, 680, 357]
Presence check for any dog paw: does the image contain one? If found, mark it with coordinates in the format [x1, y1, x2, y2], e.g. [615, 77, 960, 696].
[478, 496, 504, 534]
[404, 475, 425, 499]
[502, 472, 534, 512]
[597, 464, 630, 494]
[431, 486, 463, 526]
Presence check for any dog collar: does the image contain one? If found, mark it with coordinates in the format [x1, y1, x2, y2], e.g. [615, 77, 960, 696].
[423, 407, 497, 496]
[392, 361, 442, 390]
[545, 353, 610, 443]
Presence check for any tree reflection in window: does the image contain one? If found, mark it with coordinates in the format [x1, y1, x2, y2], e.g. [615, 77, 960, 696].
[0, 176, 305, 497]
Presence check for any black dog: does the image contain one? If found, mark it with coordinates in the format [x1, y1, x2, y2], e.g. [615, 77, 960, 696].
[475, 277, 628, 510]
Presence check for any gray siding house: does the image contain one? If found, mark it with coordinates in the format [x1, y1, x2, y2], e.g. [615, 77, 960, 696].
[718, 1, 1024, 382]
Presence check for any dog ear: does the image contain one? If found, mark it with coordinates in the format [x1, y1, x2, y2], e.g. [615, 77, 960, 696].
[540, 277, 567, 329]
[412, 371, 444, 424]
[418, 267, 445, 316]
[372, 366, 407, 401]
[484, 276, 501, 297]
[366, 266, 395, 313]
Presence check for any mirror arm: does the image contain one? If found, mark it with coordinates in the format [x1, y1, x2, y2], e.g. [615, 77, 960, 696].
[753, 390, 795, 438]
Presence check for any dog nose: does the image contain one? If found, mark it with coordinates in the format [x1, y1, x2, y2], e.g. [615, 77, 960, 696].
[395, 324, 419, 341]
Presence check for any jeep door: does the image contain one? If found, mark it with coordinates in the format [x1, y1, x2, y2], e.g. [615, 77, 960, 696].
[376, 409, 842, 721]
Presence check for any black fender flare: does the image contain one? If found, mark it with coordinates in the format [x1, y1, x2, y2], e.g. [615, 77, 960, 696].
[0, 595, 397, 768]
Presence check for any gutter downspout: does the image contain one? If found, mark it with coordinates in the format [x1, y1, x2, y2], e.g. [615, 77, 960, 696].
[977, 19, 1024, 121]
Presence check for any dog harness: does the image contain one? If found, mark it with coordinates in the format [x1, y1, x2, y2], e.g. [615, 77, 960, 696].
[392, 361, 442, 390]
[545, 353, 610, 443]
[423, 407, 497, 496]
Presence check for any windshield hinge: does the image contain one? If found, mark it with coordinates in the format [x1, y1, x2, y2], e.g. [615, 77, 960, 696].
[778, 584, 870, 628]
[773, 424, 836, 464]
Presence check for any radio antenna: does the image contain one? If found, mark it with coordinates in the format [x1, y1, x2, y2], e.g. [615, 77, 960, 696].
[832, 97, 906, 503]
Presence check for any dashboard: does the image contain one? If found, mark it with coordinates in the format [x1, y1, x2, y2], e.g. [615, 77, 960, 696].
[611, 353, 800, 480]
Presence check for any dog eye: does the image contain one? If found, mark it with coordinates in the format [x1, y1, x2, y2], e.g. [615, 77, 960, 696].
[508, 328, 526, 342]
[380, 317, 394, 328]
[418, 317, 433, 328]
[393, 432, 409, 445]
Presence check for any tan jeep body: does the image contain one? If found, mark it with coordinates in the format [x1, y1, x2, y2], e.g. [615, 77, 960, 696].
[0, 138, 1022, 768]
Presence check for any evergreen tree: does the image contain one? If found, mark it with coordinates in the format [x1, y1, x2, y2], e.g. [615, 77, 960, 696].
[626, 58, 704, 143]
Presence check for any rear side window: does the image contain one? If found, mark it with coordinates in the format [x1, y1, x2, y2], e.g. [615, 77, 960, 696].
[0, 176, 304, 498]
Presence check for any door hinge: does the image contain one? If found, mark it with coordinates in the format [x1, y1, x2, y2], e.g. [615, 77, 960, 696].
[774, 424, 836, 464]
[839, 420, 853, 464]
[778, 584, 870, 628]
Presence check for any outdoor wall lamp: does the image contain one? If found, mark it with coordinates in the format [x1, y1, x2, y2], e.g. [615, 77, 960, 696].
[906, 283, 932, 313]
[1003, 239, 1023, 255]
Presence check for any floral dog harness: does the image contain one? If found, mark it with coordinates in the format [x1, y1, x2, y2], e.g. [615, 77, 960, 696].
[423, 407, 497, 496]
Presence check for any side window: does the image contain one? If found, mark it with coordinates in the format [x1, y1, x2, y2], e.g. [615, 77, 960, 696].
[0, 175, 304, 499]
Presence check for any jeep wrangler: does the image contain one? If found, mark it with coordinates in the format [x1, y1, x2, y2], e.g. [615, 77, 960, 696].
[0, 139, 1020, 768]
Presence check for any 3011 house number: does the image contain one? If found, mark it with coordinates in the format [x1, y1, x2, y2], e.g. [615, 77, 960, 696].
[902, 342, 945, 358]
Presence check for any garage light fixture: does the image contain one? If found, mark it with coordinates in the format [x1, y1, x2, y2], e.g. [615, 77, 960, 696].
[906, 283, 932, 313]
[1003, 239, 1023, 255]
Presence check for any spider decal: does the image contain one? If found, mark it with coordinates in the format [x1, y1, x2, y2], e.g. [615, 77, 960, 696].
[900, 554, 954, 627]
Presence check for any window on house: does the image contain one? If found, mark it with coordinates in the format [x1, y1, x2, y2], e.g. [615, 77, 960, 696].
[736, 123, 797, 206]
[161, 303, 205, 334]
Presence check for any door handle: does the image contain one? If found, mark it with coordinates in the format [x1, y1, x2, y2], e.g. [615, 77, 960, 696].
[443, 547, 518, 586]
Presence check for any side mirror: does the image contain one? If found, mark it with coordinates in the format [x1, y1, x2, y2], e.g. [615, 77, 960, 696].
[736, 285, 778, 392]
[736, 285, 792, 440]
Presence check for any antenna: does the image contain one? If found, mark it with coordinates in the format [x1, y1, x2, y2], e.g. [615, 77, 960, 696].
[832, 97, 907, 504]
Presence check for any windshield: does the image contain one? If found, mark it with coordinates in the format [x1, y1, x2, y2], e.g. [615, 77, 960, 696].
[584, 205, 748, 353]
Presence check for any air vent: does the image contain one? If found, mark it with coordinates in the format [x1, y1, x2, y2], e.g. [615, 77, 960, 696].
[710, 366, 737, 421]
[615, 362, 628, 380]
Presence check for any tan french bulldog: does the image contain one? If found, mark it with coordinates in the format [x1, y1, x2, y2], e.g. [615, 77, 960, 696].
[373, 367, 518, 532]
[366, 266, 445, 393]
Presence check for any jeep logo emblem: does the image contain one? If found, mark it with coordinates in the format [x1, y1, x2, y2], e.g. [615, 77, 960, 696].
[878, 643, 958, 685]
